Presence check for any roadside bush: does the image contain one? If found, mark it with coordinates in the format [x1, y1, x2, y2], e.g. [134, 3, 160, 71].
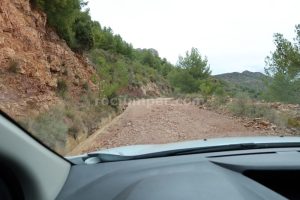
[80, 105, 115, 134]
[229, 96, 270, 118]
[209, 95, 228, 109]
[264, 110, 289, 128]
[288, 117, 300, 128]
[24, 107, 68, 151]
[228, 93, 250, 116]
[65, 106, 75, 119]
[8, 59, 19, 73]
[68, 123, 80, 139]
[82, 81, 89, 91]
[57, 79, 68, 98]
[65, 105, 87, 136]
[228, 95, 289, 128]
[19, 96, 119, 154]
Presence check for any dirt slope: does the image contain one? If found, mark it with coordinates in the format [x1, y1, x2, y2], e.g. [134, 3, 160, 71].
[69, 98, 272, 155]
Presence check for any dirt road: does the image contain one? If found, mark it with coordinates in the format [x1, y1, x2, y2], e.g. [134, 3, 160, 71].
[70, 98, 269, 155]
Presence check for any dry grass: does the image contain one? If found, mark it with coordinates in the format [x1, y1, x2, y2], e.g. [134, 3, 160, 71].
[19, 93, 118, 154]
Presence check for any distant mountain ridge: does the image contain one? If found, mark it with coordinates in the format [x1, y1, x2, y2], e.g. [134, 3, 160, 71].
[215, 70, 265, 77]
[214, 70, 268, 97]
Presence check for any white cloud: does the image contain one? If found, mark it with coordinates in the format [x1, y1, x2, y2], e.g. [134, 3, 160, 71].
[88, 0, 300, 74]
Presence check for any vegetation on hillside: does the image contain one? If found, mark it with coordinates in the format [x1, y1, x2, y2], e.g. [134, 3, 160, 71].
[24, 0, 300, 153]
[30, 0, 178, 97]
[30, 0, 227, 106]
[214, 71, 268, 99]
[25, 0, 179, 153]
[29, 0, 220, 101]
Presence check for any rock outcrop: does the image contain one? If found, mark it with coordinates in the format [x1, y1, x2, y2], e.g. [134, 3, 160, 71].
[0, 0, 97, 118]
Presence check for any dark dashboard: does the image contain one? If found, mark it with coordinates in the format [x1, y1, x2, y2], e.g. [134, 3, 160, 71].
[57, 148, 300, 200]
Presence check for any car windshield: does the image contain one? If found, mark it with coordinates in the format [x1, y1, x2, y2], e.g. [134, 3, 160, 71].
[0, 0, 299, 156]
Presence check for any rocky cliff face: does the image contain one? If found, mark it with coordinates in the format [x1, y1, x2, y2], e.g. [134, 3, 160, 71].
[0, 0, 97, 118]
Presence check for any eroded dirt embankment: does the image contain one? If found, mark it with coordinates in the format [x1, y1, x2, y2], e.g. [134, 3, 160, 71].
[69, 98, 273, 155]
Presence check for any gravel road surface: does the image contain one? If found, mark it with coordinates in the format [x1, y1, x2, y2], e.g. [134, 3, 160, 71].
[70, 98, 269, 155]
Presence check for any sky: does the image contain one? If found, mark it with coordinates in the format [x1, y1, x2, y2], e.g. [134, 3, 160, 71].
[87, 0, 300, 75]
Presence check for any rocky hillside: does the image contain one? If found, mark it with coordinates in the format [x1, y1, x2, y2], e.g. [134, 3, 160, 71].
[0, 0, 170, 119]
[0, 0, 172, 153]
[0, 0, 98, 118]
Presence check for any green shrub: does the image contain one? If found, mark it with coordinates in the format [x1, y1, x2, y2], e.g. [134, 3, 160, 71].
[228, 95, 289, 128]
[68, 124, 80, 139]
[8, 59, 19, 73]
[79, 105, 115, 134]
[228, 94, 250, 116]
[264, 110, 289, 128]
[31, 0, 81, 48]
[25, 107, 68, 150]
[57, 79, 68, 97]
[72, 11, 94, 51]
[65, 107, 75, 119]
[288, 118, 300, 128]
[91, 74, 98, 84]
[229, 100, 271, 119]
[82, 82, 89, 91]
[209, 95, 228, 108]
